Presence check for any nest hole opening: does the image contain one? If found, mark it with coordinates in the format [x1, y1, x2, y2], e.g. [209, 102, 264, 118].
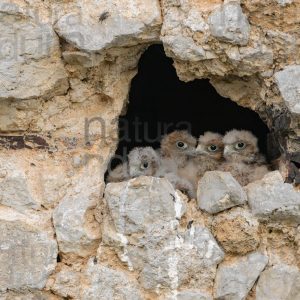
[107, 44, 270, 175]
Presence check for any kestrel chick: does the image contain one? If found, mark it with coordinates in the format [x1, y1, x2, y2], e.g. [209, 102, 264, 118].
[179, 131, 224, 193]
[160, 130, 197, 168]
[158, 130, 197, 198]
[222, 129, 263, 164]
[107, 146, 160, 183]
[127, 146, 160, 178]
[220, 129, 269, 186]
[194, 131, 224, 175]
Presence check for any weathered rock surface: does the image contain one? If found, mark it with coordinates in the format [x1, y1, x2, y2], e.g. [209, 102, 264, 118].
[50, 265, 82, 299]
[0, 291, 61, 300]
[0, 206, 57, 292]
[105, 176, 186, 235]
[246, 171, 300, 222]
[0, 155, 40, 211]
[208, 2, 250, 46]
[83, 259, 143, 300]
[275, 65, 300, 114]
[55, 0, 162, 52]
[212, 207, 260, 255]
[103, 176, 224, 293]
[161, 0, 212, 63]
[214, 252, 268, 300]
[0, 3, 68, 100]
[0, 0, 300, 299]
[169, 290, 213, 300]
[53, 158, 102, 256]
[197, 171, 247, 214]
[50, 260, 143, 300]
[256, 264, 300, 300]
[0, 152, 69, 211]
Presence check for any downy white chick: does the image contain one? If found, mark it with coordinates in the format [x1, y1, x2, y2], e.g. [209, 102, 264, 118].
[107, 146, 160, 182]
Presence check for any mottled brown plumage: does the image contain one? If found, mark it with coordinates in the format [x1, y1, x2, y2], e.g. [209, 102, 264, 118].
[179, 131, 224, 194]
[194, 131, 224, 177]
[220, 129, 269, 186]
[159, 130, 197, 198]
[160, 130, 197, 168]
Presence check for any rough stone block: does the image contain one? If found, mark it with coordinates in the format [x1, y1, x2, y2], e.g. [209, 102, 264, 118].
[197, 171, 247, 214]
[275, 65, 300, 114]
[104, 177, 224, 293]
[256, 264, 300, 300]
[214, 252, 268, 300]
[212, 207, 260, 255]
[105, 176, 186, 235]
[208, 2, 250, 46]
[53, 158, 102, 256]
[0, 207, 57, 292]
[55, 0, 162, 52]
[0, 3, 68, 100]
[245, 171, 300, 222]
[82, 260, 143, 300]
[167, 290, 213, 300]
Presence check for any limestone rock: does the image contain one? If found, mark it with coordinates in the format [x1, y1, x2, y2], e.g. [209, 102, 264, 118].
[168, 290, 213, 300]
[55, 0, 162, 52]
[212, 208, 260, 255]
[0, 3, 68, 100]
[0, 153, 69, 212]
[226, 44, 273, 75]
[51, 265, 81, 299]
[208, 2, 250, 46]
[197, 171, 247, 214]
[161, 2, 212, 62]
[0, 291, 61, 300]
[276, 0, 293, 6]
[138, 224, 224, 291]
[82, 259, 142, 300]
[275, 65, 300, 114]
[53, 158, 102, 256]
[256, 264, 300, 300]
[105, 176, 186, 235]
[104, 177, 223, 292]
[245, 171, 300, 222]
[0, 156, 40, 211]
[214, 252, 268, 300]
[0, 207, 57, 292]
[163, 35, 206, 62]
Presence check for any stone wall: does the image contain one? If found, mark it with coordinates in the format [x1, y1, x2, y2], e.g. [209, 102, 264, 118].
[0, 0, 300, 299]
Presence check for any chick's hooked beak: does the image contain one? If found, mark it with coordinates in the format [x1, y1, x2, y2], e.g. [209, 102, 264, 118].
[194, 144, 207, 155]
[223, 145, 231, 156]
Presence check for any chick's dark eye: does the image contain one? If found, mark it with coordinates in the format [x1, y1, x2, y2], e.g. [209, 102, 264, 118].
[176, 141, 187, 149]
[142, 162, 149, 169]
[235, 142, 246, 150]
[209, 145, 218, 152]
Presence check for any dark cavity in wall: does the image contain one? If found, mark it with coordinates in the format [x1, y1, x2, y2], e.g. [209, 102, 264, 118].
[109, 44, 270, 170]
